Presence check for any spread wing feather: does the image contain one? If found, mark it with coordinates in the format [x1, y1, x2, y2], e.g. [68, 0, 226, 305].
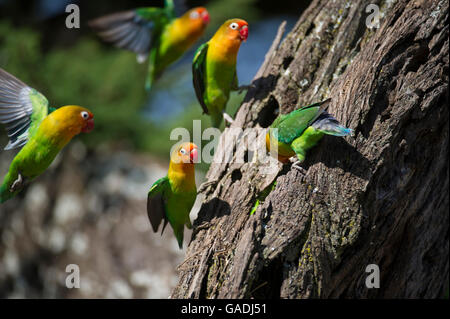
[89, 5, 172, 55]
[0, 68, 49, 150]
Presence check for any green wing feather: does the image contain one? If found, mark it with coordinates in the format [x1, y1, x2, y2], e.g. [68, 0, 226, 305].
[192, 42, 209, 114]
[0, 68, 49, 150]
[271, 99, 331, 144]
[163, 0, 176, 18]
[147, 176, 170, 234]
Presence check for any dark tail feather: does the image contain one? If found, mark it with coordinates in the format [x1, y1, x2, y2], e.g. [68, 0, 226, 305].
[312, 112, 352, 136]
[0, 178, 16, 204]
[173, 224, 185, 249]
[211, 113, 223, 129]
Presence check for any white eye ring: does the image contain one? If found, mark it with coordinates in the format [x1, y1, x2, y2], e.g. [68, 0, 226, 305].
[180, 148, 187, 155]
[229, 22, 239, 30]
[81, 111, 89, 119]
[190, 11, 200, 19]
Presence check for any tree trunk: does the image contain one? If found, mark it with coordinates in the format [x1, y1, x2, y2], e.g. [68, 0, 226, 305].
[172, 0, 449, 298]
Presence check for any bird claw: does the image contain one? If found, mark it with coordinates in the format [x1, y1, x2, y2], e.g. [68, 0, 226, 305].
[291, 160, 307, 175]
[10, 173, 24, 192]
[223, 112, 234, 125]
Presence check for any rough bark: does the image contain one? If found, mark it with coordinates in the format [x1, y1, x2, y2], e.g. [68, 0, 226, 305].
[172, 0, 449, 298]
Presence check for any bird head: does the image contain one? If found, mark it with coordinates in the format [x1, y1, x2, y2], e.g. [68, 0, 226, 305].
[185, 7, 210, 29]
[171, 142, 198, 165]
[266, 130, 291, 164]
[223, 19, 249, 42]
[51, 105, 94, 136]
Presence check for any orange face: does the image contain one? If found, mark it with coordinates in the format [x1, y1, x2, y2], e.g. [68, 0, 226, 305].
[223, 19, 249, 42]
[41, 105, 94, 147]
[50, 105, 94, 134]
[185, 7, 210, 28]
[266, 132, 293, 163]
[171, 142, 198, 164]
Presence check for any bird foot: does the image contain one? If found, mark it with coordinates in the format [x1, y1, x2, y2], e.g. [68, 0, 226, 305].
[291, 160, 307, 175]
[10, 173, 25, 192]
[223, 112, 235, 125]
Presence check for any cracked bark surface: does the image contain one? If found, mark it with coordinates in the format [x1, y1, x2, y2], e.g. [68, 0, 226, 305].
[172, 0, 449, 298]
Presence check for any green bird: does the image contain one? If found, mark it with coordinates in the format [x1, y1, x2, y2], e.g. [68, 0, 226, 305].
[192, 19, 249, 128]
[266, 99, 352, 171]
[0, 68, 95, 203]
[147, 142, 198, 249]
[89, 0, 210, 91]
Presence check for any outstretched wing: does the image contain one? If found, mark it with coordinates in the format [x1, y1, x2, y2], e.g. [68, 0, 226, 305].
[272, 99, 331, 144]
[147, 176, 170, 234]
[192, 42, 209, 114]
[0, 68, 49, 150]
[89, 6, 171, 55]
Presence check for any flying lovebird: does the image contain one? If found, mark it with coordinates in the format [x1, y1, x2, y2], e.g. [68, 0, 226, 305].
[0, 68, 94, 203]
[266, 99, 352, 172]
[89, 0, 210, 91]
[147, 142, 198, 249]
[192, 18, 249, 128]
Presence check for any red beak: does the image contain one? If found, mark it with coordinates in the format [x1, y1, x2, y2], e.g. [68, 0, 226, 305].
[202, 13, 210, 25]
[239, 26, 249, 41]
[82, 117, 94, 133]
[190, 148, 198, 163]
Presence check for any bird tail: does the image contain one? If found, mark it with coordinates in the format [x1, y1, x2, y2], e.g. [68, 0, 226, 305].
[0, 183, 13, 204]
[312, 112, 353, 137]
[173, 224, 185, 249]
[0, 175, 15, 204]
[145, 49, 158, 91]
[211, 113, 223, 129]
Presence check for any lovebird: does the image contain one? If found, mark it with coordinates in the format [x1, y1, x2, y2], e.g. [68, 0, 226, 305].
[0, 68, 94, 203]
[147, 142, 198, 249]
[266, 99, 352, 171]
[192, 19, 249, 128]
[89, 0, 210, 91]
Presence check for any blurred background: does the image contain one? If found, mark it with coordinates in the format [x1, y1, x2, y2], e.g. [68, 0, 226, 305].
[0, 0, 308, 298]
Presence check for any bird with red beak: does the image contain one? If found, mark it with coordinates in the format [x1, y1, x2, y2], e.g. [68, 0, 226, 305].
[192, 19, 250, 128]
[89, 2, 211, 91]
[147, 142, 198, 249]
[0, 68, 95, 203]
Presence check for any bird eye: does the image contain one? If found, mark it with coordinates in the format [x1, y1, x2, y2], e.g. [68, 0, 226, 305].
[190, 11, 200, 19]
[180, 148, 187, 155]
[229, 22, 239, 30]
[81, 111, 89, 119]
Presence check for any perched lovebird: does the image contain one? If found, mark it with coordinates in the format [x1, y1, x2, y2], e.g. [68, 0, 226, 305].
[266, 99, 352, 171]
[147, 142, 198, 249]
[192, 18, 249, 128]
[89, 0, 210, 90]
[0, 68, 94, 203]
